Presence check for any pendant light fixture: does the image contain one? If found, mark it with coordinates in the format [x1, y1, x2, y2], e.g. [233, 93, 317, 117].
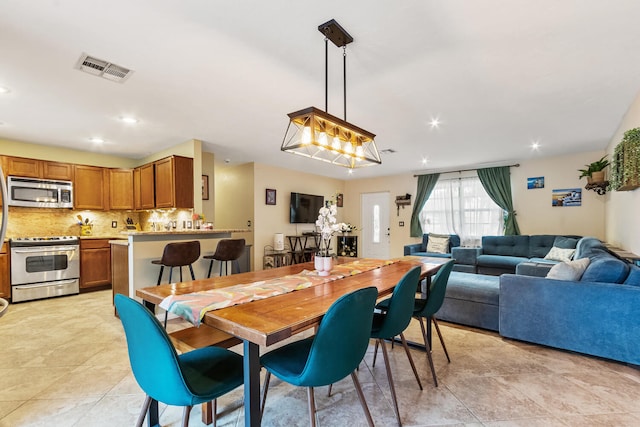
[281, 19, 381, 169]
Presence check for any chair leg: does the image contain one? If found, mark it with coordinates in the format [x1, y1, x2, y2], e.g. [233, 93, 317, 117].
[189, 264, 196, 280]
[418, 317, 439, 387]
[202, 401, 215, 426]
[351, 371, 374, 427]
[307, 387, 317, 427]
[260, 371, 271, 420]
[135, 395, 152, 427]
[432, 317, 451, 363]
[182, 405, 192, 427]
[179, 266, 183, 282]
[372, 339, 379, 367]
[399, 332, 422, 390]
[168, 266, 173, 283]
[156, 266, 164, 286]
[327, 383, 333, 397]
[207, 259, 214, 278]
[379, 338, 402, 426]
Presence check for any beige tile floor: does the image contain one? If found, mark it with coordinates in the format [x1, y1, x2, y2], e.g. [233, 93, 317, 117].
[1, 289, 639, 427]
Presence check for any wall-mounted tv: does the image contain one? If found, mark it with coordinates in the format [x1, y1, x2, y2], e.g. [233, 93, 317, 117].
[290, 192, 325, 224]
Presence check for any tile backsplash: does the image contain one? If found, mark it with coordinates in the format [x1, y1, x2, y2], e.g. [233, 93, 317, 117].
[3, 207, 194, 238]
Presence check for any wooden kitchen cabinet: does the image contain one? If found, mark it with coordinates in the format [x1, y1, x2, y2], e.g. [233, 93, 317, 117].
[109, 168, 134, 210]
[74, 165, 107, 210]
[80, 239, 111, 289]
[1, 156, 73, 181]
[0, 243, 10, 299]
[154, 155, 193, 209]
[135, 163, 155, 210]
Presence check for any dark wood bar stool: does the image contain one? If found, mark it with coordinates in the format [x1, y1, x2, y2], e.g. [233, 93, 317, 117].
[204, 239, 246, 278]
[152, 240, 201, 285]
[151, 241, 201, 327]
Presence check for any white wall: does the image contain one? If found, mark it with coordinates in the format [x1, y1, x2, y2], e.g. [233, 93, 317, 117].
[605, 90, 640, 254]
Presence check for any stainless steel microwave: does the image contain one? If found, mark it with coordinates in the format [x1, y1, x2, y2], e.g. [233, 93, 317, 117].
[7, 176, 73, 208]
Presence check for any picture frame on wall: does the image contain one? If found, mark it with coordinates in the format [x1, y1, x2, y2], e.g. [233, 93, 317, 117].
[202, 175, 209, 200]
[266, 188, 276, 205]
[527, 176, 544, 189]
[336, 193, 344, 207]
[552, 188, 582, 207]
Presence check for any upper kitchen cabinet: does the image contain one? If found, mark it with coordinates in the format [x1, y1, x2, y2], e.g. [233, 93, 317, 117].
[109, 169, 134, 210]
[154, 156, 193, 209]
[134, 163, 155, 210]
[2, 156, 73, 181]
[74, 165, 108, 210]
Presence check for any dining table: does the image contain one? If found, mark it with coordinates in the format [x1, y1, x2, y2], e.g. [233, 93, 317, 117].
[136, 256, 447, 427]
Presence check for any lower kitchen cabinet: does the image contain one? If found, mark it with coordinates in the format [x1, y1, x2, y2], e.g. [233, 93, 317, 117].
[0, 243, 10, 299]
[80, 239, 111, 289]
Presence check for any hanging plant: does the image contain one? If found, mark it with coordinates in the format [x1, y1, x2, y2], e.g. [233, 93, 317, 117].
[610, 127, 640, 191]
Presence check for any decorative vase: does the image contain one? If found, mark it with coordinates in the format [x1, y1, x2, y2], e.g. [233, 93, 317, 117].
[591, 171, 605, 183]
[315, 256, 333, 276]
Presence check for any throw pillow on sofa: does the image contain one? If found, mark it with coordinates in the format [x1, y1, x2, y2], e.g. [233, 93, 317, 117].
[544, 246, 576, 262]
[427, 234, 450, 254]
[546, 257, 590, 281]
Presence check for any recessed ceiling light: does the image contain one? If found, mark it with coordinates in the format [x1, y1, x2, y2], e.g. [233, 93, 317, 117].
[0, 86, 10, 94]
[347, 169, 353, 175]
[421, 157, 429, 165]
[531, 140, 541, 150]
[429, 117, 440, 129]
[119, 116, 138, 124]
[89, 137, 104, 143]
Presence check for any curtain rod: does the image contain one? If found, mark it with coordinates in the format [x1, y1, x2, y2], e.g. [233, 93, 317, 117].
[413, 163, 520, 177]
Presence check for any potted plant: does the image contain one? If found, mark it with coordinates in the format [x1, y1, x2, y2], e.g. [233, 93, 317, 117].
[578, 155, 610, 184]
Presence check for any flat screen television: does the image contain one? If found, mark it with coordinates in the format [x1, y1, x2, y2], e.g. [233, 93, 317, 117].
[290, 192, 324, 224]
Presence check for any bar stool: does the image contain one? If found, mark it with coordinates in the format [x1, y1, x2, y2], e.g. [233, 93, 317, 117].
[204, 239, 246, 278]
[151, 241, 201, 285]
[151, 241, 201, 327]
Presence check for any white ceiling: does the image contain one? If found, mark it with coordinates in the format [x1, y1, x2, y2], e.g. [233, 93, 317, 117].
[1, 0, 640, 180]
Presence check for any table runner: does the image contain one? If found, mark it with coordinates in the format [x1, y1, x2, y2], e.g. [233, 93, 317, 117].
[160, 258, 396, 326]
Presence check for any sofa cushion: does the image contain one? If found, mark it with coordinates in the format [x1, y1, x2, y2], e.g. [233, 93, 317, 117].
[477, 254, 528, 269]
[529, 235, 558, 258]
[553, 236, 580, 249]
[546, 258, 590, 281]
[427, 234, 450, 254]
[411, 251, 453, 259]
[482, 235, 530, 257]
[445, 272, 499, 305]
[624, 265, 640, 286]
[580, 251, 630, 284]
[544, 247, 576, 262]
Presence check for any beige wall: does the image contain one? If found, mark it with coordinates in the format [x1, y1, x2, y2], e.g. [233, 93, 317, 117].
[201, 151, 215, 223]
[252, 163, 345, 270]
[511, 150, 606, 239]
[0, 138, 137, 168]
[605, 90, 640, 254]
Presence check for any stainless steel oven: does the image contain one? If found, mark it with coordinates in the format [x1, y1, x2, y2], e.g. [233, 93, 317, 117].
[10, 236, 80, 303]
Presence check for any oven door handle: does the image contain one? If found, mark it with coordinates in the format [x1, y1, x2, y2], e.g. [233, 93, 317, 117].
[14, 279, 78, 290]
[12, 246, 78, 254]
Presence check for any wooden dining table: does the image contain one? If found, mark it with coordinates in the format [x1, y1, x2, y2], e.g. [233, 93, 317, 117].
[136, 256, 447, 427]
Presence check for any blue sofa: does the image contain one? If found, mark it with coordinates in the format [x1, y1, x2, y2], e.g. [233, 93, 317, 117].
[438, 237, 640, 365]
[404, 233, 461, 258]
[452, 234, 581, 275]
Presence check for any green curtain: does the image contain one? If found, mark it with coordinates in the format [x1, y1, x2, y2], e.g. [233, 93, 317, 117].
[477, 166, 520, 235]
[409, 173, 440, 237]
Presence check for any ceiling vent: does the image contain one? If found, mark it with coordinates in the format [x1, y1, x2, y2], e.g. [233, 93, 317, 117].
[75, 53, 134, 83]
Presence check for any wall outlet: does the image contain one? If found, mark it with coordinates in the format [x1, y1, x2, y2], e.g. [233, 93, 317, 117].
[399, 221, 404, 227]
[111, 221, 117, 228]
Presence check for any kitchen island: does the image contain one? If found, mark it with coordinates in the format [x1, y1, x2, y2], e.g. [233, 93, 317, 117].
[110, 229, 251, 301]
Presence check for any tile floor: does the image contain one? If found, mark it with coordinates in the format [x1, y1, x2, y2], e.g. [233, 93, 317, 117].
[1, 289, 639, 426]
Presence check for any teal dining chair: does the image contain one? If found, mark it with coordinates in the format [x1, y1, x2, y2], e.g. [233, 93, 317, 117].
[260, 287, 379, 427]
[114, 294, 244, 427]
[370, 266, 422, 427]
[412, 259, 455, 387]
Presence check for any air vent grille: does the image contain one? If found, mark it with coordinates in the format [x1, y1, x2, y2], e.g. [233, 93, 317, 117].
[75, 53, 133, 83]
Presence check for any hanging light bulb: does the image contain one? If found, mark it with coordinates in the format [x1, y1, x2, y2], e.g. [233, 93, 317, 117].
[301, 126, 312, 145]
[355, 143, 364, 158]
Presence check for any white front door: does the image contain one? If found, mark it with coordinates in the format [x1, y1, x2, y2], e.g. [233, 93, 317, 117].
[361, 192, 390, 259]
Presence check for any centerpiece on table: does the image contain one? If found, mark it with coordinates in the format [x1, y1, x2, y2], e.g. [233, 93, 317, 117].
[314, 203, 345, 276]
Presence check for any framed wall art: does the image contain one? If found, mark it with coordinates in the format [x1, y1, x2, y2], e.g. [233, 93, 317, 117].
[552, 188, 581, 207]
[202, 175, 209, 200]
[266, 188, 276, 205]
[527, 176, 544, 189]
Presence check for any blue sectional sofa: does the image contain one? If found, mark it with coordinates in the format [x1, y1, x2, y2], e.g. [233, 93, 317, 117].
[451, 234, 581, 275]
[404, 233, 461, 258]
[436, 237, 640, 365]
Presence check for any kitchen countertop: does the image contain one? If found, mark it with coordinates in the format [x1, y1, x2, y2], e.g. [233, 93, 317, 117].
[120, 228, 250, 236]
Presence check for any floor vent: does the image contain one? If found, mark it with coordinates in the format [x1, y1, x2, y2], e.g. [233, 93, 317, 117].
[75, 53, 134, 83]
